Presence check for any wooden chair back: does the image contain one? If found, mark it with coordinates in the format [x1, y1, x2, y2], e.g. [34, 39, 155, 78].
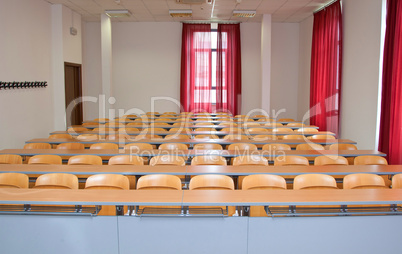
[0, 154, 23, 164]
[189, 175, 234, 190]
[191, 155, 227, 166]
[124, 143, 153, 151]
[328, 144, 358, 150]
[159, 143, 188, 150]
[108, 155, 144, 165]
[57, 143, 85, 150]
[343, 174, 386, 189]
[34, 173, 78, 189]
[262, 144, 291, 151]
[194, 134, 220, 139]
[296, 143, 325, 150]
[49, 134, 72, 139]
[392, 174, 402, 189]
[85, 174, 129, 190]
[76, 134, 100, 140]
[193, 144, 223, 150]
[274, 155, 309, 166]
[293, 174, 338, 190]
[28, 155, 62, 165]
[314, 155, 349, 166]
[242, 175, 286, 190]
[149, 155, 186, 166]
[232, 155, 268, 166]
[354, 156, 388, 165]
[90, 143, 119, 150]
[308, 135, 336, 140]
[227, 143, 258, 151]
[68, 155, 103, 165]
[137, 175, 182, 190]
[0, 173, 29, 188]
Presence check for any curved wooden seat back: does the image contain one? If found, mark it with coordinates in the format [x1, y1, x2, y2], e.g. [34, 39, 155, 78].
[106, 134, 130, 141]
[118, 127, 139, 133]
[227, 143, 258, 151]
[242, 175, 287, 190]
[159, 143, 188, 151]
[253, 135, 279, 142]
[282, 134, 305, 140]
[24, 143, 52, 149]
[85, 174, 129, 190]
[0, 173, 29, 188]
[108, 155, 144, 165]
[233, 155, 268, 166]
[274, 155, 309, 166]
[262, 144, 291, 151]
[293, 174, 337, 190]
[354, 156, 388, 165]
[57, 143, 85, 150]
[0, 154, 23, 164]
[76, 134, 100, 141]
[90, 143, 119, 150]
[223, 135, 249, 141]
[193, 143, 223, 150]
[149, 155, 186, 166]
[68, 155, 103, 165]
[34, 173, 78, 189]
[49, 134, 72, 139]
[295, 128, 319, 133]
[82, 122, 99, 126]
[28, 155, 63, 165]
[278, 118, 295, 122]
[265, 123, 283, 127]
[286, 123, 305, 127]
[67, 127, 89, 133]
[272, 128, 293, 133]
[314, 155, 349, 166]
[194, 134, 220, 139]
[343, 174, 386, 189]
[246, 128, 270, 134]
[296, 143, 325, 151]
[189, 175, 234, 190]
[191, 155, 227, 166]
[392, 174, 402, 189]
[124, 143, 153, 152]
[137, 175, 182, 190]
[93, 118, 109, 122]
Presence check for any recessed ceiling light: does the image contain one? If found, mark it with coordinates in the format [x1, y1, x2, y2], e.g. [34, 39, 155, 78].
[232, 10, 256, 18]
[105, 9, 131, 18]
[169, 10, 192, 18]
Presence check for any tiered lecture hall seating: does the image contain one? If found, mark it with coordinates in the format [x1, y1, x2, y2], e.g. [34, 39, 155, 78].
[0, 112, 401, 253]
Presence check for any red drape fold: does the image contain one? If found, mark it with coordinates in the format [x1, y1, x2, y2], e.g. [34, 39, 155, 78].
[310, 0, 343, 136]
[180, 24, 212, 113]
[379, 0, 402, 165]
[216, 24, 242, 115]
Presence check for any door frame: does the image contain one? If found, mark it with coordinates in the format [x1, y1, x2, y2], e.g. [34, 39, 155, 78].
[64, 62, 83, 126]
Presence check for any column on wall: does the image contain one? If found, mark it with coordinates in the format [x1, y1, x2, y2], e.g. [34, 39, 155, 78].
[261, 14, 272, 115]
[101, 14, 113, 118]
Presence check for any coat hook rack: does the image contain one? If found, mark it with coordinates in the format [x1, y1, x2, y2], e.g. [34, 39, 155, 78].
[0, 81, 48, 90]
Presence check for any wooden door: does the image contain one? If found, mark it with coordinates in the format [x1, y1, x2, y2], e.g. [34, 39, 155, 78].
[64, 62, 83, 126]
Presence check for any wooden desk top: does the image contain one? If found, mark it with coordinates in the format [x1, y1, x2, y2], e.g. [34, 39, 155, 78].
[0, 164, 399, 176]
[26, 138, 356, 146]
[0, 188, 401, 206]
[0, 149, 385, 159]
[51, 130, 335, 137]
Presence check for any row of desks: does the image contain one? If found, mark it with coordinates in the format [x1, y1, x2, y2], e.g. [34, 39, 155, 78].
[25, 138, 355, 146]
[73, 124, 319, 130]
[53, 130, 335, 137]
[0, 149, 385, 160]
[0, 164, 399, 176]
[0, 188, 401, 206]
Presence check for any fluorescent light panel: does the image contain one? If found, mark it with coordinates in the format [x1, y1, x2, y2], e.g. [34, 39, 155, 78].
[232, 10, 256, 18]
[169, 9, 192, 18]
[105, 9, 131, 18]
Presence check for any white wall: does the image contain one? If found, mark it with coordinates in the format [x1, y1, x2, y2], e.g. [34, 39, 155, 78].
[62, 6, 82, 64]
[298, 16, 313, 123]
[111, 22, 182, 115]
[241, 23, 262, 115]
[0, 0, 54, 149]
[271, 23, 300, 120]
[82, 22, 102, 121]
[341, 0, 384, 149]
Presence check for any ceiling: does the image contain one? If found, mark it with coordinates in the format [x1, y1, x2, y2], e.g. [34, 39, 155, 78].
[44, 0, 334, 23]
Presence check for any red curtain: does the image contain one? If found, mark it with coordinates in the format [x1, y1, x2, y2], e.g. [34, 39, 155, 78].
[180, 24, 212, 113]
[216, 24, 242, 115]
[379, 0, 402, 165]
[310, 0, 343, 136]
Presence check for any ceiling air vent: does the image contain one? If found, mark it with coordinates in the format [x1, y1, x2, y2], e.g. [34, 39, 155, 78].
[176, 0, 207, 4]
